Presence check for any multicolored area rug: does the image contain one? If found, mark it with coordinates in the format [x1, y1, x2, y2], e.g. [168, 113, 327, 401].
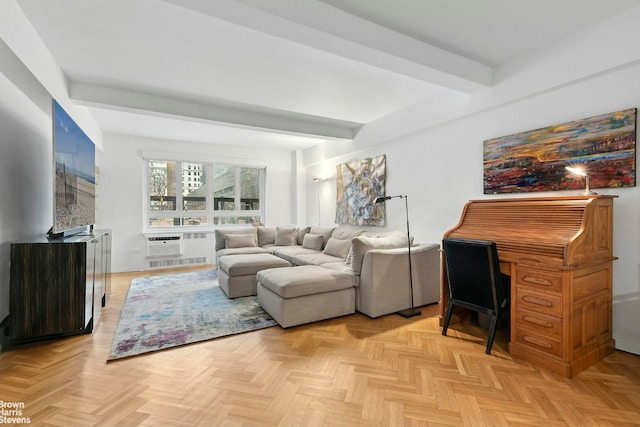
[108, 270, 276, 360]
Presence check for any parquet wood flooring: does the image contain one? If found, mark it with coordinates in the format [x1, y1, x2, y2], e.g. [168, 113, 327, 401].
[1, 265, 639, 426]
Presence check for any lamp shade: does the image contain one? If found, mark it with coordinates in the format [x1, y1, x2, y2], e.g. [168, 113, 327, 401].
[565, 165, 597, 195]
[565, 166, 587, 177]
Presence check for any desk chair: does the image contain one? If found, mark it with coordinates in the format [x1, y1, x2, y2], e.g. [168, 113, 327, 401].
[441, 237, 510, 354]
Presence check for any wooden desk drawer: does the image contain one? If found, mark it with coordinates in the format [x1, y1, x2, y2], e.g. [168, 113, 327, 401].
[515, 265, 562, 293]
[515, 287, 562, 317]
[514, 308, 562, 340]
[514, 327, 562, 358]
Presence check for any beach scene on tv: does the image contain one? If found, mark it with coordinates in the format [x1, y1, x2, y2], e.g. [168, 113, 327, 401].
[53, 101, 96, 234]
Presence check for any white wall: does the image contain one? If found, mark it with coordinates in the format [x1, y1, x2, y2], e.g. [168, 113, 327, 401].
[0, 73, 51, 324]
[99, 134, 297, 272]
[0, 1, 103, 326]
[302, 55, 640, 356]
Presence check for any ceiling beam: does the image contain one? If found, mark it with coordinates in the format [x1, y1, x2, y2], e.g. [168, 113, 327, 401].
[161, 0, 493, 94]
[69, 82, 361, 141]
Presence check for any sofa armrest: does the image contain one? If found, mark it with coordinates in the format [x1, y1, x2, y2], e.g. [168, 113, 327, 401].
[356, 243, 440, 318]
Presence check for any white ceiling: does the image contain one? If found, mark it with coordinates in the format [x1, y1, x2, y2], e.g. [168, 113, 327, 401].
[16, 0, 640, 151]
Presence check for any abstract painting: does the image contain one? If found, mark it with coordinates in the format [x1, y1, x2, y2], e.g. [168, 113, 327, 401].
[483, 108, 636, 194]
[335, 154, 386, 226]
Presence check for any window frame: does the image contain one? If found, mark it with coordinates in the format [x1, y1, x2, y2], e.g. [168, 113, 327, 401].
[143, 153, 266, 232]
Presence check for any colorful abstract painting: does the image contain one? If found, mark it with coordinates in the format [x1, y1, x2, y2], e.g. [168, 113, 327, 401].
[335, 154, 386, 226]
[483, 108, 637, 194]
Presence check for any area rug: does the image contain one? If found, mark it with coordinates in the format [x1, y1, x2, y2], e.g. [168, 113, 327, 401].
[108, 270, 276, 360]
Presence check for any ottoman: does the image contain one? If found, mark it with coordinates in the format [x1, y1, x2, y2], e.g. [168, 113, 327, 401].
[217, 253, 291, 298]
[256, 265, 355, 328]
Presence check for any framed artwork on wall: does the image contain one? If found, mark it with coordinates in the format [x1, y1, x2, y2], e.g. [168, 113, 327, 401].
[483, 108, 637, 194]
[335, 154, 386, 226]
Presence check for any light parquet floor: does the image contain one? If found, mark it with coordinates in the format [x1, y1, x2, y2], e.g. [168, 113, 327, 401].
[1, 265, 640, 426]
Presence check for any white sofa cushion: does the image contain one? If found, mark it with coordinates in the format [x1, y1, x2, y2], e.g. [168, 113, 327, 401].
[323, 237, 351, 259]
[216, 247, 269, 258]
[297, 226, 311, 245]
[218, 253, 291, 276]
[331, 228, 365, 240]
[214, 227, 257, 251]
[273, 246, 318, 264]
[302, 234, 323, 250]
[225, 233, 257, 248]
[309, 226, 336, 248]
[321, 262, 359, 287]
[257, 265, 354, 299]
[257, 226, 277, 246]
[275, 226, 297, 246]
[291, 252, 344, 266]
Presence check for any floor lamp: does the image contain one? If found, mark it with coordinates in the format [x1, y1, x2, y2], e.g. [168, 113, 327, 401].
[374, 195, 421, 318]
[313, 178, 321, 226]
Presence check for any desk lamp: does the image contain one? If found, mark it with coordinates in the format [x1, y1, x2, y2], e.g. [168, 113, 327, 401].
[565, 166, 597, 195]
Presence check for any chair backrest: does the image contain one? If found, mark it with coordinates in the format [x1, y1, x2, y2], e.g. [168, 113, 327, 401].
[442, 237, 505, 312]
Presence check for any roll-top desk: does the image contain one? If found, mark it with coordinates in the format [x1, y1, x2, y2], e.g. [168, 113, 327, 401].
[442, 195, 616, 377]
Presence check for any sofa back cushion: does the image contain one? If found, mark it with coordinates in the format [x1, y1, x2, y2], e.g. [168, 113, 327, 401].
[323, 237, 352, 259]
[302, 234, 324, 251]
[331, 228, 365, 241]
[225, 233, 258, 248]
[214, 228, 257, 251]
[350, 232, 410, 275]
[275, 226, 298, 246]
[297, 226, 311, 245]
[309, 226, 335, 248]
[257, 227, 277, 246]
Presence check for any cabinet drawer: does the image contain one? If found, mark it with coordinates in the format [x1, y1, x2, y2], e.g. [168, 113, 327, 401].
[514, 308, 562, 340]
[515, 287, 563, 317]
[515, 265, 562, 293]
[514, 327, 562, 358]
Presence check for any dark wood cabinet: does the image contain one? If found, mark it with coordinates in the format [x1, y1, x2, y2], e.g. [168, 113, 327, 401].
[8, 230, 112, 345]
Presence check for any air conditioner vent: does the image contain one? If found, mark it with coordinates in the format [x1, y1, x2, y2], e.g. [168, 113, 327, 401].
[183, 232, 207, 240]
[146, 234, 183, 257]
[148, 256, 207, 269]
[148, 235, 181, 242]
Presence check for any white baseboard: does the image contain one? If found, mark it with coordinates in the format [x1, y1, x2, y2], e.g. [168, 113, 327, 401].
[613, 336, 640, 356]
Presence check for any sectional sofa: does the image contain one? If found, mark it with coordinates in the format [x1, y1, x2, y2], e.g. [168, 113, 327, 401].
[214, 225, 440, 326]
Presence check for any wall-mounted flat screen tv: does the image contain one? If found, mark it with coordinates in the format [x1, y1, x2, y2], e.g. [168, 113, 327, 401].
[51, 100, 95, 238]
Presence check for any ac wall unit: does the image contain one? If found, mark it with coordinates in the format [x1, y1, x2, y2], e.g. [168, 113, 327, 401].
[146, 234, 183, 257]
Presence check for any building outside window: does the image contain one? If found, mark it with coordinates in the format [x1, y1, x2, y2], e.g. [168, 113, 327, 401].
[146, 159, 264, 228]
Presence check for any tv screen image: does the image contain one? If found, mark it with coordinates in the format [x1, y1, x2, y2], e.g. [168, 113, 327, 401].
[52, 100, 95, 237]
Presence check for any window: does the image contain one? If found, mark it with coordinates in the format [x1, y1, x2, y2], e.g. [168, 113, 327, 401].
[149, 160, 176, 212]
[146, 159, 264, 229]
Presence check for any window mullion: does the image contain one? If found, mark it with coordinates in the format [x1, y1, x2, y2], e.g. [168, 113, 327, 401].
[260, 168, 265, 223]
[206, 164, 213, 224]
[234, 166, 241, 210]
[176, 161, 184, 214]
